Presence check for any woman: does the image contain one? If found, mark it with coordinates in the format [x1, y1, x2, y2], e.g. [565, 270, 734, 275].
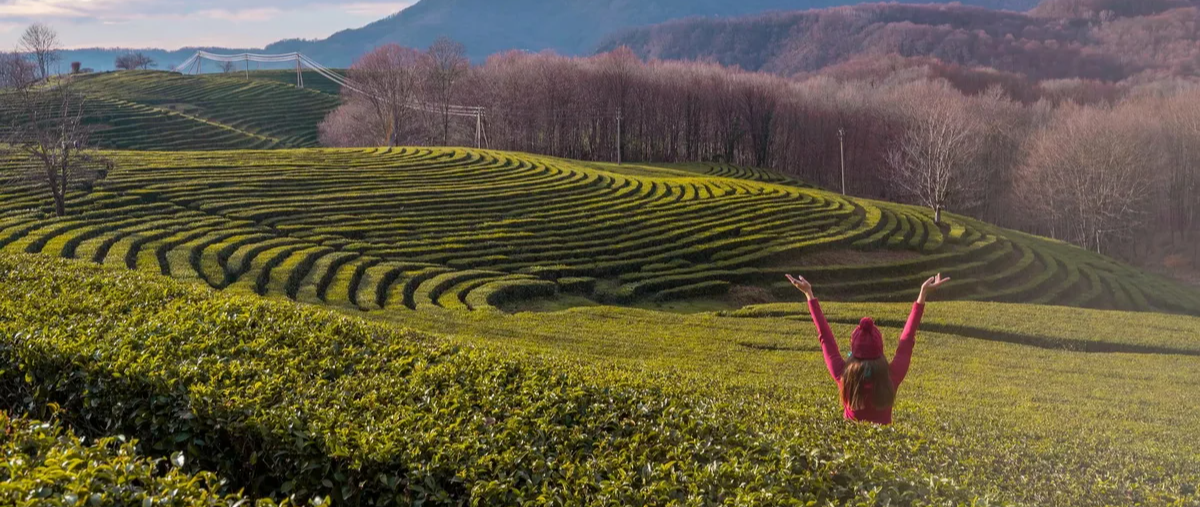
[786, 273, 949, 425]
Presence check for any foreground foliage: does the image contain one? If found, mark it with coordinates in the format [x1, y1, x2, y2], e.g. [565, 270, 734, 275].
[0, 252, 964, 505]
[377, 301, 1200, 507]
[0, 411, 262, 506]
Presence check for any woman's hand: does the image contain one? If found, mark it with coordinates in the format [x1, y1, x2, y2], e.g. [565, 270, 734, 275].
[918, 273, 950, 304]
[786, 274, 815, 300]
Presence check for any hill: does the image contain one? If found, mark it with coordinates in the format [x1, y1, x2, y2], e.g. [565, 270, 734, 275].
[599, 1, 1200, 81]
[1, 148, 1195, 314]
[0, 71, 339, 150]
[1, 148, 1199, 504]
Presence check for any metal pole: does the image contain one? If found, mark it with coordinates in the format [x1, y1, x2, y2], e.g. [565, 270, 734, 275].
[616, 109, 623, 165]
[838, 127, 846, 195]
[475, 110, 482, 149]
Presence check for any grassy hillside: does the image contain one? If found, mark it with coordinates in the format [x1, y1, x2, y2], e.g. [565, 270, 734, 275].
[0, 251, 971, 504]
[2, 219, 1199, 504]
[1, 147, 1195, 316]
[2, 147, 1199, 504]
[246, 69, 345, 96]
[0, 71, 339, 151]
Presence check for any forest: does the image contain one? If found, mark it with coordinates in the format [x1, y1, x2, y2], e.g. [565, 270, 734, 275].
[601, 0, 1200, 82]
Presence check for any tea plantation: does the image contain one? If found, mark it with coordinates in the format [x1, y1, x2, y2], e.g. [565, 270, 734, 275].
[1, 147, 1195, 315]
[0, 71, 339, 150]
[1, 147, 1199, 505]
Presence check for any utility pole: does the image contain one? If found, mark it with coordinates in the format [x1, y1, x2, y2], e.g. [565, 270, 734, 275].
[838, 127, 846, 195]
[475, 109, 483, 149]
[616, 109, 623, 165]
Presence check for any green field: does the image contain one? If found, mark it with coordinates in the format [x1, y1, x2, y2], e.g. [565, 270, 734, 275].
[0, 71, 339, 150]
[1, 146, 1199, 504]
[245, 69, 346, 96]
[2, 147, 1196, 314]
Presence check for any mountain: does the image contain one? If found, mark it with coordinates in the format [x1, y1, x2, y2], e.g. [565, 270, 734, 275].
[57, 0, 1042, 72]
[598, 1, 1200, 81]
[55, 47, 261, 74]
[264, 0, 1040, 66]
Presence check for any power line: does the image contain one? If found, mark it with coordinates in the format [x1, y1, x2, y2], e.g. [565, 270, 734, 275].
[173, 51, 625, 158]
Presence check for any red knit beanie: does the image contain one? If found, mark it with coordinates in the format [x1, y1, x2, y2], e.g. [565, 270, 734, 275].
[851, 317, 884, 360]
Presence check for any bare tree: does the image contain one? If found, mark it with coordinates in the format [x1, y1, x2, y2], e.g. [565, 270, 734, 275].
[319, 100, 386, 147]
[1149, 92, 1200, 261]
[734, 73, 781, 168]
[219, 61, 237, 74]
[19, 23, 60, 80]
[426, 37, 469, 146]
[968, 85, 1031, 225]
[347, 44, 428, 147]
[1018, 104, 1159, 254]
[0, 52, 37, 90]
[885, 83, 986, 224]
[115, 52, 156, 71]
[1, 81, 107, 216]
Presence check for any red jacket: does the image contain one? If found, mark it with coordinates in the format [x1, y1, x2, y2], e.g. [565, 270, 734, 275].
[807, 299, 925, 425]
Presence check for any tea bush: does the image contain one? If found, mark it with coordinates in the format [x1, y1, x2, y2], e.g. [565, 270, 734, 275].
[0, 252, 965, 505]
[2, 147, 1197, 316]
[0, 410, 269, 506]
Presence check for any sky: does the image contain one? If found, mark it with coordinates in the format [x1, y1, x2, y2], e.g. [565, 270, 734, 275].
[0, 0, 416, 49]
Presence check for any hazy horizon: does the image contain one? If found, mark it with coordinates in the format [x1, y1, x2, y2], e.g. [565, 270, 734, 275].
[0, 0, 415, 50]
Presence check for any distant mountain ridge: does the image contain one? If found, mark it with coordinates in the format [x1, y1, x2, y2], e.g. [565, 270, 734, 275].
[56, 47, 261, 74]
[56, 0, 1038, 71]
[598, 1, 1200, 82]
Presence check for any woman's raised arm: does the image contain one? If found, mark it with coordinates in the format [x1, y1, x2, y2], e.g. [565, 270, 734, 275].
[788, 274, 845, 381]
[892, 274, 949, 387]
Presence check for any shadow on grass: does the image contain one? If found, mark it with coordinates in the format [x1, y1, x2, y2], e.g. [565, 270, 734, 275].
[828, 318, 1200, 356]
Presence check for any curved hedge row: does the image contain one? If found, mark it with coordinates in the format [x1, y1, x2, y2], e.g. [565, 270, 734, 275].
[0, 92, 276, 151]
[0, 70, 341, 151]
[2, 147, 1198, 315]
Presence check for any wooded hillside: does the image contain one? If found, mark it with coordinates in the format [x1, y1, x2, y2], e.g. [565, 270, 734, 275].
[601, 1, 1200, 82]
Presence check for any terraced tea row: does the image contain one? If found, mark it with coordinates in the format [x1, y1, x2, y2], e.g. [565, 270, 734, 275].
[0, 92, 278, 151]
[247, 69, 345, 95]
[2, 147, 1198, 315]
[73, 71, 339, 147]
[0, 71, 338, 150]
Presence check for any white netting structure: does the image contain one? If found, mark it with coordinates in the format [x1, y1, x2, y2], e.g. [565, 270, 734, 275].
[174, 51, 491, 146]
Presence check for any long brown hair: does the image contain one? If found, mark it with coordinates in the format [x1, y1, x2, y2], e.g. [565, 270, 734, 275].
[840, 357, 896, 411]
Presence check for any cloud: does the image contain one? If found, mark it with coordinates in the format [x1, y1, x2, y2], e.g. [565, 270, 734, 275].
[338, 2, 413, 17]
[195, 8, 285, 22]
[0, 0, 413, 22]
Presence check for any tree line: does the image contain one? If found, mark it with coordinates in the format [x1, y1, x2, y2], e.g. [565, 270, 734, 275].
[322, 40, 1200, 271]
